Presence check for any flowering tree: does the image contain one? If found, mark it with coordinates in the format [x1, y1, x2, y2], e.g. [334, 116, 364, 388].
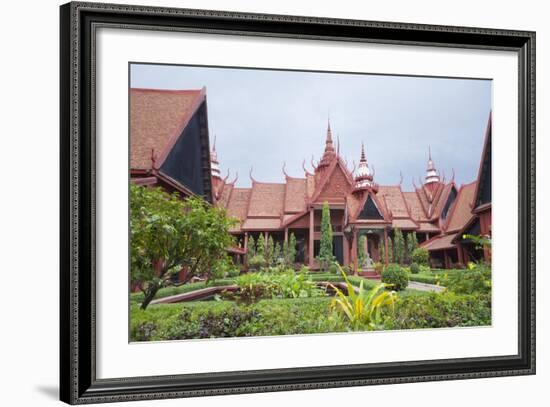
[130, 185, 236, 309]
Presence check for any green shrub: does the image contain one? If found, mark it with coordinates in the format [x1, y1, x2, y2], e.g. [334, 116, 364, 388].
[410, 262, 420, 274]
[130, 298, 341, 341]
[419, 265, 431, 274]
[411, 248, 429, 266]
[383, 292, 491, 330]
[381, 263, 409, 291]
[374, 262, 384, 274]
[247, 254, 265, 271]
[445, 263, 491, 294]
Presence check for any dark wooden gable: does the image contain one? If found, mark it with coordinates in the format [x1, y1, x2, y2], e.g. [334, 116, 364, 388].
[475, 124, 492, 208]
[160, 101, 213, 202]
[358, 194, 384, 220]
[441, 186, 458, 220]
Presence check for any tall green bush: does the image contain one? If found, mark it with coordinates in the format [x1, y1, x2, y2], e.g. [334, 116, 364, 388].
[411, 247, 429, 266]
[317, 202, 334, 271]
[381, 263, 409, 291]
[393, 228, 405, 264]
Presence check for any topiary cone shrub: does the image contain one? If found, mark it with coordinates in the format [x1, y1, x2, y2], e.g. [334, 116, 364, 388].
[381, 263, 409, 291]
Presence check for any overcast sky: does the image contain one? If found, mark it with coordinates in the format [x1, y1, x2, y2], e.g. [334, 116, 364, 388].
[131, 63, 491, 191]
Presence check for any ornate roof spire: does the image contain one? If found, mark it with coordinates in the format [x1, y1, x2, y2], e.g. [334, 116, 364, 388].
[210, 134, 221, 179]
[353, 142, 377, 193]
[318, 118, 336, 169]
[424, 146, 440, 185]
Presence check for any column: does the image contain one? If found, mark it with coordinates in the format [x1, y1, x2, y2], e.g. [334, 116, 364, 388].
[457, 243, 464, 267]
[284, 228, 288, 243]
[244, 232, 249, 268]
[384, 228, 389, 266]
[352, 229, 358, 275]
[444, 250, 450, 269]
[308, 209, 314, 268]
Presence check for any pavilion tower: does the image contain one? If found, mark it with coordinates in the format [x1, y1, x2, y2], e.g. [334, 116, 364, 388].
[353, 142, 378, 194]
[210, 137, 223, 198]
[424, 147, 440, 195]
[317, 120, 337, 171]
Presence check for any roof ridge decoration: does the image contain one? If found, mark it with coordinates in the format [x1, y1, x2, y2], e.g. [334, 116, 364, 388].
[308, 156, 353, 204]
[318, 119, 336, 169]
[353, 142, 378, 194]
[249, 166, 258, 184]
[302, 159, 313, 177]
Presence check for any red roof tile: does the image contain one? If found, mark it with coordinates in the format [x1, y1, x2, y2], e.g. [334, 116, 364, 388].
[417, 222, 440, 232]
[392, 218, 418, 230]
[421, 233, 457, 251]
[226, 188, 251, 222]
[403, 192, 428, 221]
[378, 186, 409, 218]
[130, 88, 204, 170]
[247, 182, 286, 217]
[446, 181, 477, 232]
[284, 177, 307, 213]
[217, 183, 234, 208]
[242, 218, 282, 231]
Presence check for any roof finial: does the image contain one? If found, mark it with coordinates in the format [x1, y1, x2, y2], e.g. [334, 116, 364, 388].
[249, 166, 258, 184]
[399, 171, 403, 186]
[360, 142, 366, 162]
[428, 145, 432, 161]
[337, 134, 340, 155]
[212, 134, 217, 152]
[282, 161, 290, 178]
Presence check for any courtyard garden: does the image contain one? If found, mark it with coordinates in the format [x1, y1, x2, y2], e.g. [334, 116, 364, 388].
[129, 185, 491, 342]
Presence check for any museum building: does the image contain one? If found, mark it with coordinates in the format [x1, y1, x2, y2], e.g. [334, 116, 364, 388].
[130, 87, 492, 270]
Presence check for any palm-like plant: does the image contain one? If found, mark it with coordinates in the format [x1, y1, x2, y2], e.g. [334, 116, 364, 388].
[330, 264, 396, 330]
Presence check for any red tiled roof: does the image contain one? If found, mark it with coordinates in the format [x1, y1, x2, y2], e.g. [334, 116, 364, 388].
[226, 188, 251, 222]
[241, 218, 282, 231]
[417, 222, 440, 232]
[284, 177, 307, 213]
[247, 182, 286, 217]
[130, 88, 204, 170]
[217, 183, 234, 208]
[421, 233, 458, 251]
[403, 192, 428, 221]
[392, 218, 418, 230]
[446, 181, 477, 232]
[306, 174, 316, 198]
[378, 186, 409, 218]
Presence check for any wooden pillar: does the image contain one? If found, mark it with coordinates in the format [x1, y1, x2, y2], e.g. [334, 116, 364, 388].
[284, 228, 289, 243]
[343, 233, 350, 266]
[384, 228, 389, 266]
[265, 231, 269, 250]
[352, 229, 358, 275]
[425, 233, 429, 241]
[244, 232, 249, 268]
[444, 250, 450, 269]
[308, 209, 314, 268]
[457, 243, 464, 267]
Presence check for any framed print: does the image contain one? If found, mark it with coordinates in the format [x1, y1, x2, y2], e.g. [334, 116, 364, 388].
[59, 1, 536, 404]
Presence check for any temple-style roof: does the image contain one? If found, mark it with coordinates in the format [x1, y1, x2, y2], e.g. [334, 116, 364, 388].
[247, 182, 286, 217]
[403, 192, 428, 221]
[130, 88, 204, 170]
[445, 181, 477, 233]
[421, 233, 457, 251]
[284, 177, 307, 213]
[378, 185, 409, 218]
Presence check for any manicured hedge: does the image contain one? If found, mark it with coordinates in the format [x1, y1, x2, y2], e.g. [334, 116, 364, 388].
[130, 297, 341, 341]
[384, 292, 491, 330]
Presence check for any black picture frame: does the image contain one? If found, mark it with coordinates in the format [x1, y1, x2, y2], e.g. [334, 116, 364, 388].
[60, 1, 536, 404]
